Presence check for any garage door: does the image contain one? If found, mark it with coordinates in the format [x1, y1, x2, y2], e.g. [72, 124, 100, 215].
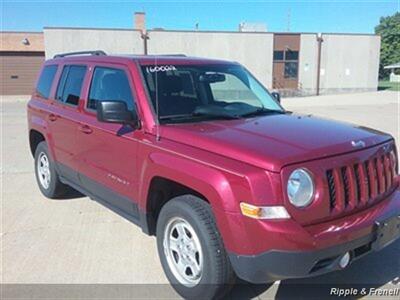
[0, 52, 45, 95]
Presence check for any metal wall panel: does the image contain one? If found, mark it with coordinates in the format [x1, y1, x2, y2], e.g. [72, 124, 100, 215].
[0, 52, 44, 95]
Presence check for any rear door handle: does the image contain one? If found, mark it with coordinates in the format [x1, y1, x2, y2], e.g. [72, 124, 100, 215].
[48, 114, 58, 122]
[79, 124, 93, 134]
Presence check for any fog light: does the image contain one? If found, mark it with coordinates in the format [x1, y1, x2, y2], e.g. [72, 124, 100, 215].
[339, 252, 351, 269]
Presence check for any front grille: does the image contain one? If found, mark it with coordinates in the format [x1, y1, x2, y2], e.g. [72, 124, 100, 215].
[326, 152, 396, 214]
[341, 166, 350, 207]
[326, 170, 336, 209]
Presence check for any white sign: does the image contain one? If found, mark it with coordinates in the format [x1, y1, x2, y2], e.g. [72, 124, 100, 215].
[146, 65, 177, 73]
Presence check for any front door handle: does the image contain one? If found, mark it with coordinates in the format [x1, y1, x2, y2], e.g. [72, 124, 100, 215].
[48, 114, 58, 122]
[79, 124, 93, 134]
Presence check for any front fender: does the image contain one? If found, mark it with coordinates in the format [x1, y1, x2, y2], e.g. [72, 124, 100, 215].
[138, 151, 239, 212]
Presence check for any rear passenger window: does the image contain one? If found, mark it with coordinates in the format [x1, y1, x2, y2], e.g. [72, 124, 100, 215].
[36, 65, 58, 98]
[88, 67, 133, 110]
[56, 65, 87, 106]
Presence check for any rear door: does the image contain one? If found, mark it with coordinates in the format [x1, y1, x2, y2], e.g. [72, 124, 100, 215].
[75, 63, 141, 218]
[48, 64, 87, 182]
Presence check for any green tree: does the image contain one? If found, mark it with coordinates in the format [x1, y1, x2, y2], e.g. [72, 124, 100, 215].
[375, 12, 400, 79]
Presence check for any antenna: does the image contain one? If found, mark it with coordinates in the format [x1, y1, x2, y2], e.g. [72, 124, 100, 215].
[155, 56, 160, 141]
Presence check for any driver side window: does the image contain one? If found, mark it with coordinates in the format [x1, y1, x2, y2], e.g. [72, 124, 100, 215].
[88, 67, 134, 111]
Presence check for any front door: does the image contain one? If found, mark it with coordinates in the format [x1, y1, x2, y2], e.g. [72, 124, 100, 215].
[272, 34, 300, 89]
[75, 64, 141, 218]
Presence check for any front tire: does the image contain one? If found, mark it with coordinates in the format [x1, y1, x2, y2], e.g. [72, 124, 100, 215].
[156, 195, 235, 299]
[34, 141, 69, 198]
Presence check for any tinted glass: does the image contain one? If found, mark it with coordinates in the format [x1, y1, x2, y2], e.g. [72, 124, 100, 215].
[273, 51, 284, 61]
[284, 62, 298, 78]
[88, 67, 134, 110]
[36, 65, 58, 98]
[179, 72, 196, 97]
[56, 65, 87, 106]
[285, 50, 299, 61]
[141, 64, 282, 121]
[55, 67, 69, 101]
[210, 73, 259, 106]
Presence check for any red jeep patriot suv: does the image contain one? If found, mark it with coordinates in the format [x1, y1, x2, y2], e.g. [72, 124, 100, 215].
[28, 51, 400, 299]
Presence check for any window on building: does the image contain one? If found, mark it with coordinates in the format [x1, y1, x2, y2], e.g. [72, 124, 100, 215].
[285, 50, 299, 61]
[56, 65, 87, 106]
[36, 65, 58, 98]
[284, 62, 298, 78]
[273, 51, 284, 61]
[88, 67, 134, 111]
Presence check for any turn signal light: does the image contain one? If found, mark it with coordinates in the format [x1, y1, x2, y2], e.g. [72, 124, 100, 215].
[240, 202, 290, 219]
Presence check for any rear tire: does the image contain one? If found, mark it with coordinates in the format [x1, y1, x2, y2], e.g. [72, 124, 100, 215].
[34, 141, 69, 198]
[156, 195, 235, 299]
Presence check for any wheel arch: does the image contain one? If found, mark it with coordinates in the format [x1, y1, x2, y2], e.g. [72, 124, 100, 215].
[139, 152, 238, 235]
[29, 129, 46, 156]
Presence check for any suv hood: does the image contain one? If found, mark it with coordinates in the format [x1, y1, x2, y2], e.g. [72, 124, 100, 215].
[160, 113, 392, 172]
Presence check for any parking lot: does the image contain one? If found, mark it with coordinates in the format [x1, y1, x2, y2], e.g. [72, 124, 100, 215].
[1, 91, 399, 299]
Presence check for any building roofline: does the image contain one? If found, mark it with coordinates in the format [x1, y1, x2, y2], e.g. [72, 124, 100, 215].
[148, 29, 273, 34]
[43, 26, 141, 32]
[0, 31, 43, 34]
[148, 28, 378, 36]
[4, 27, 378, 37]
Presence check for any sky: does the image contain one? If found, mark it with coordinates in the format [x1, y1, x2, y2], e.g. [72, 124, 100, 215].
[1, 1, 399, 34]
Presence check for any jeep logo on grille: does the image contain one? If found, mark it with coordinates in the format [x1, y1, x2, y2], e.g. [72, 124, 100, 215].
[351, 140, 366, 148]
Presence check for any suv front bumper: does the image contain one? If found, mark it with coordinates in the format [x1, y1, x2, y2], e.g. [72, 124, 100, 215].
[225, 186, 400, 283]
[229, 215, 400, 283]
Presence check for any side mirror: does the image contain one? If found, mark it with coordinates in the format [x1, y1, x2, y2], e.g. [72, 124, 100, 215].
[271, 92, 281, 103]
[96, 101, 138, 126]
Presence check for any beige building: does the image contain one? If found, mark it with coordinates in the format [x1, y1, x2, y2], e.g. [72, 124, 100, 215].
[0, 32, 45, 95]
[1, 13, 381, 96]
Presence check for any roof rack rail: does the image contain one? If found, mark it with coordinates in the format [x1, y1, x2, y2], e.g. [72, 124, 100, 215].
[158, 54, 187, 57]
[53, 50, 107, 59]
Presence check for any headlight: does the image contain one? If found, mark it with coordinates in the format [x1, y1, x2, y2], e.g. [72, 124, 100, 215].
[287, 168, 315, 208]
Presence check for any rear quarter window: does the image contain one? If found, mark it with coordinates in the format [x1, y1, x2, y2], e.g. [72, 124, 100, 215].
[36, 65, 58, 98]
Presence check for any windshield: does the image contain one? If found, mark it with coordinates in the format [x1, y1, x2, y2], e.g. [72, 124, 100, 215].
[140, 63, 284, 123]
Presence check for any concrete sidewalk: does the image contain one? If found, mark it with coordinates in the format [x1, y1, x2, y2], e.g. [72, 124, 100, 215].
[1, 91, 399, 299]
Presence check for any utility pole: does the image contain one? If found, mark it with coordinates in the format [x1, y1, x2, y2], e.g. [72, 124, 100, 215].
[316, 33, 323, 96]
[141, 30, 149, 55]
[287, 8, 291, 32]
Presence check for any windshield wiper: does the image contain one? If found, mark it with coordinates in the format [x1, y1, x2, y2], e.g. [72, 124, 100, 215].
[192, 111, 240, 119]
[192, 105, 241, 119]
[159, 111, 239, 124]
[239, 107, 285, 118]
[159, 114, 197, 123]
